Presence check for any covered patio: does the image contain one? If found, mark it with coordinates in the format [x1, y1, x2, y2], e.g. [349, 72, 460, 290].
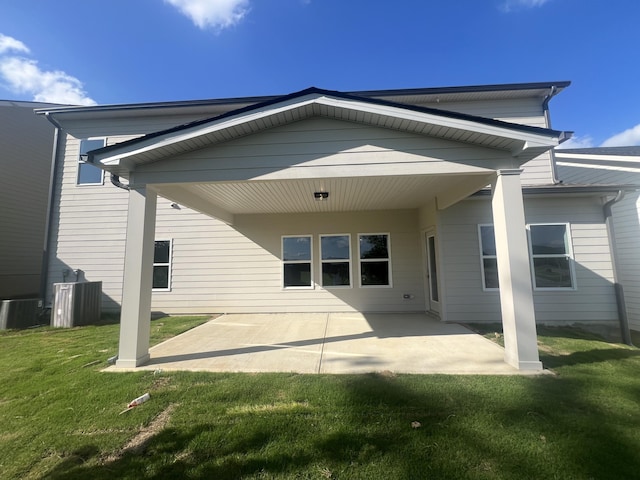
[87, 88, 568, 371]
[105, 313, 544, 375]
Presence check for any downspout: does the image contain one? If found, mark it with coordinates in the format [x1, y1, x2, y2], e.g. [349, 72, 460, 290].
[39, 114, 64, 306]
[542, 86, 562, 184]
[603, 190, 633, 346]
[111, 174, 130, 191]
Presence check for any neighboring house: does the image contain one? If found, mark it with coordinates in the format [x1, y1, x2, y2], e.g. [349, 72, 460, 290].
[556, 147, 640, 332]
[35, 81, 630, 370]
[0, 101, 57, 299]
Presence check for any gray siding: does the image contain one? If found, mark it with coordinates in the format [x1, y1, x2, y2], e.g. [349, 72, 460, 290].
[0, 102, 56, 298]
[439, 196, 618, 325]
[418, 97, 553, 186]
[559, 163, 640, 330]
[48, 135, 426, 313]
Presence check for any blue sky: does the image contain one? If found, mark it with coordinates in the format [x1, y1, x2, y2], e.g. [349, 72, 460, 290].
[0, 0, 638, 148]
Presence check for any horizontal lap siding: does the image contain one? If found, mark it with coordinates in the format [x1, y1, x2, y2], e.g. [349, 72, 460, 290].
[614, 193, 640, 329]
[0, 104, 55, 297]
[50, 134, 425, 313]
[439, 196, 618, 325]
[559, 165, 640, 329]
[153, 210, 425, 314]
[421, 97, 553, 186]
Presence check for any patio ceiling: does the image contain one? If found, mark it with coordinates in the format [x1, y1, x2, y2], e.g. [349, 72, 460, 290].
[154, 172, 494, 220]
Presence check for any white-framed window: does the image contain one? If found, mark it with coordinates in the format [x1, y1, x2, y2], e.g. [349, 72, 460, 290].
[320, 234, 352, 288]
[153, 240, 172, 291]
[282, 235, 313, 288]
[358, 233, 392, 287]
[477, 223, 576, 291]
[528, 223, 575, 290]
[77, 138, 105, 185]
[478, 224, 499, 290]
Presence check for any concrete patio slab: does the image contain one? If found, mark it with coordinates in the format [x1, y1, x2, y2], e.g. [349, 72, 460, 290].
[106, 313, 542, 375]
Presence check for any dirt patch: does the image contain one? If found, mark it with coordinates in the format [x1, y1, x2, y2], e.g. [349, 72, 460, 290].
[102, 403, 178, 464]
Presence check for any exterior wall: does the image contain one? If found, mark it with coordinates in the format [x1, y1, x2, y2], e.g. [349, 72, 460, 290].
[0, 102, 56, 299]
[559, 163, 640, 330]
[45, 91, 560, 315]
[49, 186, 425, 313]
[439, 195, 618, 325]
[416, 97, 553, 186]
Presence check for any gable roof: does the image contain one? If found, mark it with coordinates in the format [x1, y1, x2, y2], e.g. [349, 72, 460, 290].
[85, 87, 571, 177]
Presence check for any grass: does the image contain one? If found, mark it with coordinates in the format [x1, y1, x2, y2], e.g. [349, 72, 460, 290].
[1, 318, 639, 479]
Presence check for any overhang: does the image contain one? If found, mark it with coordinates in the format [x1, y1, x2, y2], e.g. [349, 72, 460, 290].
[87, 87, 570, 179]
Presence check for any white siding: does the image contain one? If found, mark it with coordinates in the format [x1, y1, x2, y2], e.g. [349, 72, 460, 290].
[559, 163, 640, 330]
[439, 196, 618, 325]
[0, 103, 55, 298]
[415, 97, 553, 186]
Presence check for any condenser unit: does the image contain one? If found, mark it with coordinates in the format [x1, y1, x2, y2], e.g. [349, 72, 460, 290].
[0, 298, 42, 329]
[52, 281, 102, 327]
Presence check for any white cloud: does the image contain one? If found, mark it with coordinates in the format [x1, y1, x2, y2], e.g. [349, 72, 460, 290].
[0, 33, 30, 55]
[600, 124, 640, 147]
[555, 134, 595, 150]
[0, 34, 95, 105]
[165, 0, 250, 31]
[500, 0, 551, 12]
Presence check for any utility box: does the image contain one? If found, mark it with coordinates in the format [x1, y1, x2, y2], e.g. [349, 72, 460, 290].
[52, 281, 102, 327]
[0, 298, 42, 329]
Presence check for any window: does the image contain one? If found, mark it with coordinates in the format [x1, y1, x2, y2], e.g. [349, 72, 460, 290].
[478, 225, 499, 290]
[320, 234, 351, 287]
[359, 234, 391, 287]
[77, 138, 105, 185]
[528, 224, 574, 289]
[282, 236, 313, 288]
[153, 240, 172, 291]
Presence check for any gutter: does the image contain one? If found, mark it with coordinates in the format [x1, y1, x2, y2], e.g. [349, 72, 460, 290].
[542, 86, 563, 184]
[603, 190, 633, 346]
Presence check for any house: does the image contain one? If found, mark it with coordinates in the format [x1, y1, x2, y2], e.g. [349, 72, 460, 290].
[556, 147, 640, 333]
[35, 81, 630, 371]
[0, 100, 57, 300]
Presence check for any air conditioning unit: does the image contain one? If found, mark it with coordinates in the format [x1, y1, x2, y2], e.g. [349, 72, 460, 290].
[0, 298, 42, 329]
[52, 281, 102, 327]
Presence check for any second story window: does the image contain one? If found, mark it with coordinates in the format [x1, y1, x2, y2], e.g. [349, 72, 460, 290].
[77, 138, 105, 185]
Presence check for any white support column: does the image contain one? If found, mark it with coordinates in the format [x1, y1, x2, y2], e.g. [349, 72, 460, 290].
[491, 169, 542, 371]
[116, 184, 157, 368]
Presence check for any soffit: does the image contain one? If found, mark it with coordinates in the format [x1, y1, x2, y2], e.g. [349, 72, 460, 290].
[91, 91, 565, 178]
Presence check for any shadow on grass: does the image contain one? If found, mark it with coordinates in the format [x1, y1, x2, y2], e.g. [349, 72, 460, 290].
[39, 368, 640, 480]
[541, 347, 640, 369]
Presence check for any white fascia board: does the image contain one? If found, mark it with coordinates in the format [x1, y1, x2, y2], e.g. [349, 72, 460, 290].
[95, 93, 560, 168]
[95, 93, 323, 166]
[555, 152, 640, 163]
[557, 160, 640, 174]
[315, 95, 561, 147]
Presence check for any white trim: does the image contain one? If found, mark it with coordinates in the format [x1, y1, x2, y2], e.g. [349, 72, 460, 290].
[319, 234, 352, 289]
[526, 223, 577, 291]
[281, 235, 314, 290]
[152, 239, 172, 292]
[94, 93, 561, 168]
[357, 233, 392, 288]
[556, 160, 640, 174]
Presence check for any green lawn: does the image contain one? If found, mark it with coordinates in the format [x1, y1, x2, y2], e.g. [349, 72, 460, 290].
[1, 318, 639, 479]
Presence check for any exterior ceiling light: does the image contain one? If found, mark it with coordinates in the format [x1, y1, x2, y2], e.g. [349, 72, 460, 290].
[314, 191, 329, 201]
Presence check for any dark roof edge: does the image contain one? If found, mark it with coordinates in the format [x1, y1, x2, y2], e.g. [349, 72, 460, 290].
[90, 87, 570, 158]
[35, 80, 571, 116]
[349, 80, 571, 99]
